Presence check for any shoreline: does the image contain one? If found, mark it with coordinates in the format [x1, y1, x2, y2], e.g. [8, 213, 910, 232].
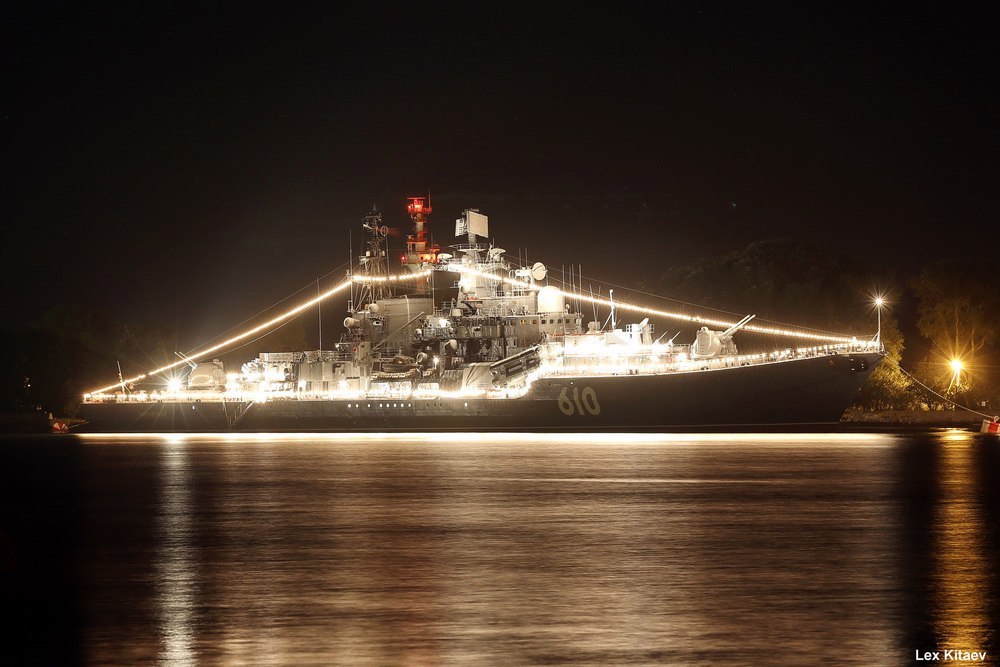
[842, 408, 993, 428]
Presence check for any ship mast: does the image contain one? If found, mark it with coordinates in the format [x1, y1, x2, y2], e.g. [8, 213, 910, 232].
[405, 195, 431, 263]
[403, 194, 439, 294]
[357, 207, 392, 304]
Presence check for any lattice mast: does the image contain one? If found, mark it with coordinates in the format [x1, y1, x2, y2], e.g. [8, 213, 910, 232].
[356, 207, 392, 303]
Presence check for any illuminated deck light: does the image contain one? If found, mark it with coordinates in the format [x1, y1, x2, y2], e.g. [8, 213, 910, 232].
[84, 253, 876, 403]
[85, 268, 440, 396]
[948, 358, 965, 391]
[86, 277, 354, 395]
[452, 265, 859, 344]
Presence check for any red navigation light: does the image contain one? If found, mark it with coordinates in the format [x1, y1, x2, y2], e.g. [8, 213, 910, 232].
[407, 195, 432, 215]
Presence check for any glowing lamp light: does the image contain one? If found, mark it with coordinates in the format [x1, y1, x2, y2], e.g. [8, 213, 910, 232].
[167, 378, 183, 393]
[84, 276, 356, 395]
[452, 264, 858, 344]
[871, 294, 887, 346]
[948, 357, 965, 392]
[84, 255, 869, 400]
[407, 197, 431, 215]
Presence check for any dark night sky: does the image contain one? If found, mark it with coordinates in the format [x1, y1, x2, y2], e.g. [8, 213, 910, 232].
[4, 2, 998, 348]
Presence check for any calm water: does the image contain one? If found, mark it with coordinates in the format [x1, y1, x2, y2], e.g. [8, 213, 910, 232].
[2, 430, 998, 666]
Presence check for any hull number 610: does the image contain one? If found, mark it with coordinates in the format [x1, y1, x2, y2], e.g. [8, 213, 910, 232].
[557, 386, 601, 416]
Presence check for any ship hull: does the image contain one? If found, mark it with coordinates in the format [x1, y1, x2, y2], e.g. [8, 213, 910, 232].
[77, 352, 882, 432]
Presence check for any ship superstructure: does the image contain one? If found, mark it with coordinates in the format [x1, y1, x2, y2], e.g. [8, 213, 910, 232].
[79, 197, 885, 432]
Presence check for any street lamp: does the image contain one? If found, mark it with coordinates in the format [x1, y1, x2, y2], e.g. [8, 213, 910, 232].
[873, 296, 885, 347]
[947, 357, 965, 393]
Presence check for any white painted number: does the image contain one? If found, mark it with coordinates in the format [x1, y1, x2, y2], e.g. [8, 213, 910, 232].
[557, 386, 601, 416]
[558, 387, 574, 415]
[581, 386, 600, 415]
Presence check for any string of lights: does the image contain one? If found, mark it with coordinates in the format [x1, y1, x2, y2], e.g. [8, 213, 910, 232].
[86, 261, 863, 396]
[185, 259, 354, 354]
[86, 278, 355, 395]
[508, 257, 853, 340]
[87, 269, 437, 394]
[352, 269, 434, 283]
[453, 265, 859, 344]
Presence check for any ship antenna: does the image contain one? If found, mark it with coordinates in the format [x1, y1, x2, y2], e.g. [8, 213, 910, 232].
[609, 289, 616, 329]
[173, 351, 198, 369]
[348, 225, 354, 312]
[317, 277, 322, 350]
[116, 360, 131, 394]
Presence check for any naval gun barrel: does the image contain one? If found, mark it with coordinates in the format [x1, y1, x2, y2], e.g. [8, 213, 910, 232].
[722, 314, 755, 338]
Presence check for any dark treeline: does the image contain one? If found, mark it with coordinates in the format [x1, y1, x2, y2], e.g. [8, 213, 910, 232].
[637, 238, 1000, 413]
[0, 305, 311, 418]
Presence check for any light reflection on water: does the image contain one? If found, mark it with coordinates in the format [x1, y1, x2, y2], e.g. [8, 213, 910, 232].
[156, 442, 195, 666]
[932, 432, 994, 656]
[81, 431, 891, 444]
[54, 432, 999, 663]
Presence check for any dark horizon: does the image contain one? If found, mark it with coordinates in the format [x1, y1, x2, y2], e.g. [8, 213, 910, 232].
[5, 3, 998, 347]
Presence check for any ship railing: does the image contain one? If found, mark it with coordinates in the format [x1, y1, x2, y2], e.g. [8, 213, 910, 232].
[542, 341, 873, 377]
[450, 242, 490, 254]
[300, 350, 354, 362]
[317, 351, 356, 362]
[86, 389, 241, 404]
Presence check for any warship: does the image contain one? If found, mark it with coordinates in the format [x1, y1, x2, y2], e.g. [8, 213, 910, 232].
[79, 196, 884, 432]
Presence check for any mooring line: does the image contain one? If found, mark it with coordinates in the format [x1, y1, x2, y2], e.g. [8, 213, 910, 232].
[897, 364, 997, 421]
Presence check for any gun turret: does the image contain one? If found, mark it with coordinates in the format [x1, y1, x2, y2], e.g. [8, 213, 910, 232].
[691, 314, 755, 359]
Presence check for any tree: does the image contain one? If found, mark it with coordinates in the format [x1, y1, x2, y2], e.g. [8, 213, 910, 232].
[912, 260, 1000, 400]
[637, 237, 913, 408]
[853, 313, 917, 410]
